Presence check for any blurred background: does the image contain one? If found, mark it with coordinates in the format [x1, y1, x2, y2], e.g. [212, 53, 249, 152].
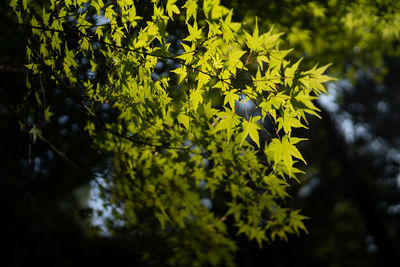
[2, 0, 400, 266]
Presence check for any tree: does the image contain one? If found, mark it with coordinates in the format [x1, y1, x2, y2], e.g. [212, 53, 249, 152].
[6, 0, 332, 265]
[224, 1, 400, 266]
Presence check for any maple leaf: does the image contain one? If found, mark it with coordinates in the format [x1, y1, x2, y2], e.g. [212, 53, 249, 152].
[29, 124, 42, 144]
[266, 136, 306, 175]
[166, 0, 180, 19]
[276, 109, 307, 134]
[213, 108, 240, 143]
[244, 18, 263, 51]
[284, 58, 302, 87]
[184, 22, 203, 42]
[190, 88, 203, 111]
[171, 66, 187, 84]
[240, 116, 264, 148]
[223, 89, 239, 109]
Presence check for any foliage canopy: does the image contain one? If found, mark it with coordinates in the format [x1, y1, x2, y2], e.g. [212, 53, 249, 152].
[229, 0, 400, 80]
[10, 0, 332, 265]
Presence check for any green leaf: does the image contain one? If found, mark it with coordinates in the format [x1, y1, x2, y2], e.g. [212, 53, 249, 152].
[266, 136, 306, 176]
[263, 175, 289, 199]
[171, 66, 187, 84]
[244, 18, 263, 51]
[276, 109, 307, 135]
[183, 0, 198, 22]
[176, 42, 195, 64]
[301, 63, 336, 93]
[223, 89, 239, 109]
[29, 124, 42, 143]
[213, 108, 240, 143]
[241, 116, 263, 148]
[227, 49, 246, 74]
[196, 71, 210, 89]
[42, 6, 50, 26]
[226, 202, 243, 222]
[44, 106, 54, 122]
[184, 21, 203, 42]
[105, 5, 116, 23]
[23, 0, 29, 10]
[177, 112, 190, 129]
[284, 58, 302, 87]
[190, 88, 203, 111]
[289, 210, 309, 235]
[166, 0, 180, 19]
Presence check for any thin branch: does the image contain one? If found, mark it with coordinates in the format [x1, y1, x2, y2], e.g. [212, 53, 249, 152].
[9, 14, 286, 144]
[0, 94, 136, 204]
[266, 112, 281, 141]
[81, 102, 206, 155]
[11, 21, 295, 85]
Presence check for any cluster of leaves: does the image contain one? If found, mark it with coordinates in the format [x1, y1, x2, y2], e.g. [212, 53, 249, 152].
[11, 0, 333, 265]
[229, 0, 400, 80]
